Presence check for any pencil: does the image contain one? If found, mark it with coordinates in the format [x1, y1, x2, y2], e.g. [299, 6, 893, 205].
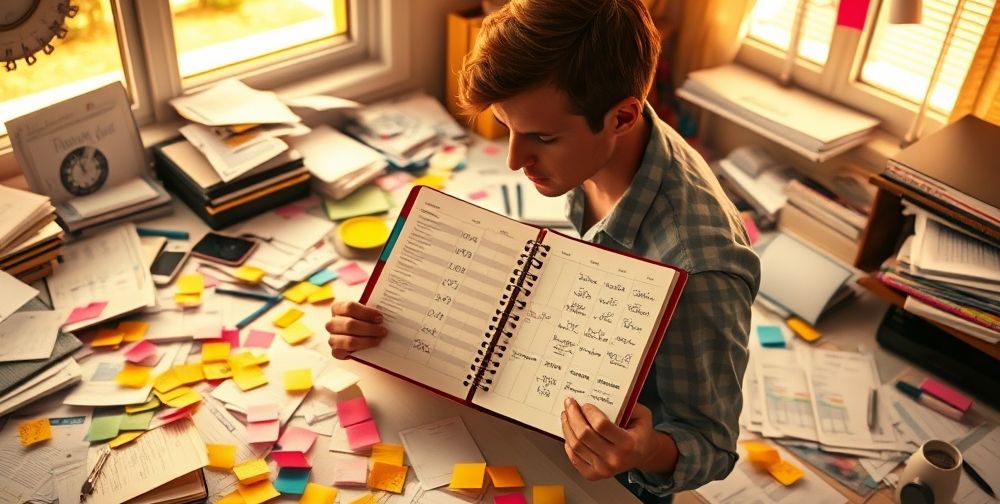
[215, 287, 280, 302]
[235, 297, 282, 329]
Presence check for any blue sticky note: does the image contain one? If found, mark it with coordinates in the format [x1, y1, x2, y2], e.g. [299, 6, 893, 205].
[308, 269, 338, 286]
[273, 467, 311, 494]
[757, 325, 786, 348]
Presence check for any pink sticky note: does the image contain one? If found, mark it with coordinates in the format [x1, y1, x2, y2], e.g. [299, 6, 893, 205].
[220, 328, 240, 348]
[482, 144, 502, 155]
[247, 404, 280, 422]
[336, 263, 369, 286]
[836, 0, 870, 30]
[375, 172, 414, 191]
[245, 330, 275, 348]
[65, 301, 108, 325]
[336, 397, 372, 427]
[275, 204, 306, 218]
[201, 273, 223, 289]
[495, 494, 528, 504]
[124, 340, 157, 364]
[332, 457, 369, 486]
[157, 404, 196, 422]
[345, 419, 381, 451]
[271, 450, 312, 468]
[247, 419, 280, 444]
[278, 426, 317, 453]
[740, 211, 760, 245]
[468, 190, 489, 201]
[920, 378, 973, 412]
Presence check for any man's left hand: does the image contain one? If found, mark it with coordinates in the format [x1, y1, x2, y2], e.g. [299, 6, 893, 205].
[560, 398, 660, 480]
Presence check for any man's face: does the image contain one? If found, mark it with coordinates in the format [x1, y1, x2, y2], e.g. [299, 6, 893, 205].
[492, 85, 615, 197]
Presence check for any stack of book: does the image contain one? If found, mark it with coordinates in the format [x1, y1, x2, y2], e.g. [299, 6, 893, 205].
[779, 176, 871, 265]
[0, 185, 65, 283]
[713, 145, 796, 228]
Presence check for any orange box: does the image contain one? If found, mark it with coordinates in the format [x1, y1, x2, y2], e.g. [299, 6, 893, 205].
[446, 7, 508, 140]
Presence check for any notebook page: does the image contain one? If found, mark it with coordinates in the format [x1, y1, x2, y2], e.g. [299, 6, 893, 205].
[359, 188, 539, 400]
[473, 231, 679, 437]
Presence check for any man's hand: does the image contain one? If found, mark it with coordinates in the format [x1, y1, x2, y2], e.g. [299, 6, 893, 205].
[326, 301, 387, 359]
[561, 398, 671, 480]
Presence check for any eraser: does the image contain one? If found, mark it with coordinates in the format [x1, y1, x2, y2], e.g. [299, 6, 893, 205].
[920, 378, 973, 412]
[757, 325, 786, 348]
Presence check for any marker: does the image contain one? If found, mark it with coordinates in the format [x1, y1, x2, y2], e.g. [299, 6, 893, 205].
[136, 227, 189, 240]
[215, 287, 280, 302]
[866, 388, 878, 431]
[235, 297, 282, 329]
[894, 381, 964, 421]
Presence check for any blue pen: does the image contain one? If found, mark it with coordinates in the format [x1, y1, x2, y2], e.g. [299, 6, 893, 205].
[136, 227, 189, 240]
[215, 287, 280, 302]
[236, 297, 282, 329]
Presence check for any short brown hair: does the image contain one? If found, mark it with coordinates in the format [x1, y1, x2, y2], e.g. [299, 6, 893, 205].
[457, 0, 661, 132]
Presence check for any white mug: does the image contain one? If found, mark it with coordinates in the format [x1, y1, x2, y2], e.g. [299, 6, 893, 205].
[897, 440, 963, 504]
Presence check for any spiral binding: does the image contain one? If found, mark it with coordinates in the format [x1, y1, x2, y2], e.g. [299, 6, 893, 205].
[464, 239, 550, 392]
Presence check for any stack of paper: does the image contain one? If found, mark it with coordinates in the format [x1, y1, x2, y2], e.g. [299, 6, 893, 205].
[286, 125, 387, 200]
[0, 186, 65, 283]
[347, 93, 468, 169]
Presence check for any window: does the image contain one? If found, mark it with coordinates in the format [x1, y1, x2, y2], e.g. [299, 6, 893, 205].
[739, 0, 996, 135]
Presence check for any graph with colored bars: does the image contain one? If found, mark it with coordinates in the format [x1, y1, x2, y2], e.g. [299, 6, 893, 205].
[764, 379, 813, 429]
[816, 392, 851, 434]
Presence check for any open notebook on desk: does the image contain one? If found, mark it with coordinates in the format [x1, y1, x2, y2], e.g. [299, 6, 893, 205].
[356, 186, 687, 439]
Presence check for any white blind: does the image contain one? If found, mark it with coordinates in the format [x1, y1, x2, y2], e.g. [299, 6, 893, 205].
[861, 0, 995, 114]
[747, 0, 838, 66]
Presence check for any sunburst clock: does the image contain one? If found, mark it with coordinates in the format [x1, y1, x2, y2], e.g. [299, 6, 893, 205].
[0, 0, 78, 71]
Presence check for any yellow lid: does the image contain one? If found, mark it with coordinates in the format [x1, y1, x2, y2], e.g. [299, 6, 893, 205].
[339, 216, 390, 249]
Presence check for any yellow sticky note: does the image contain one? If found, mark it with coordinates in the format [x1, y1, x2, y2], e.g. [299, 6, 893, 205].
[370, 443, 405, 467]
[786, 317, 821, 342]
[204, 362, 233, 380]
[125, 396, 160, 414]
[233, 458, 271, 484]
[283, 282, 321, 304]
[118, 321, 149, 342]
[153, 369, 183, 393]
[307, 284, 334, 304]
[449, 462, 487, 489]
[116, 363, 151, 388]
[237, 479, 280, 504]
[280, 322, 313, 345]
[91, 329, 124, 348]
[202, 341, 232, 363]
[486, 465, 525, 488]
[413, 174, 446, 189]
[368, 462, 408, 494]
[347, 494, 376, 504]
[299, 483, 337, 504]
[207, 443, 237, 469]
[234, 265, 266, 284]
[163, 388, 202, 408]
[174, 292, 202, 306]
[216, 490, 245, 504]
[273, 308, 304, 328]
[233, 365, 268, 391]
[283, 368, 312, 392]
[173, 363, 205, 384]
[767, 459, 804, 486]
[17, 418, 51, 446]
[177, 273, 205, 294]
[108, 431, 144, 448]
[532, 484, 566, 504]
[229, 351, 269, 370]
[742, 441, 781, 466]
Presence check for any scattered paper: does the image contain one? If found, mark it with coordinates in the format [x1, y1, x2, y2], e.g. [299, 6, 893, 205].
[398, 416, 485, 489]
[170, 78, 300, 126]
[0, 270, 38, 323]
[0, 310, 65, 362]
[317, 367, 359, 393]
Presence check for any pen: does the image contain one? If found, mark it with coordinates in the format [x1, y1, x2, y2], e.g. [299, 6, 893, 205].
[136, 227, 190, 240]
[866, 388, 878, 430]
[215, 287, 280, 302]
[894, 381, 965, 421]
[235, 297, 282, 329]
[962, 460, 996, 499]
[80, 447, 111, 502]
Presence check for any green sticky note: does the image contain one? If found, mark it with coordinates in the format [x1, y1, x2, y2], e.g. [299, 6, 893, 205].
[119, 410, 155, 431]
[323, 185, 392, 221]
[87, 408, 124, 442]
[758, 325, 786, 348]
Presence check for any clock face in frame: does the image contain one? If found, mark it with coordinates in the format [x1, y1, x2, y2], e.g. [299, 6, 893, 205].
[1, 0, 77, 70]
[60, 145, 109, 196]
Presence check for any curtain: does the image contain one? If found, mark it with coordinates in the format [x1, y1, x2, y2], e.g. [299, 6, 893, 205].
[664, 0, 757, 88]
[950, 2, 1000, 125]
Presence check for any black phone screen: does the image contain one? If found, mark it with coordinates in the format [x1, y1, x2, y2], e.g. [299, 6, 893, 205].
[192, 233, 256, 262]
[151, 251, 186, 276]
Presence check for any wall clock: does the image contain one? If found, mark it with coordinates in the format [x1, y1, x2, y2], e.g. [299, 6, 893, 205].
[0, 0, 78, 71]
[60, 145, 109, 196]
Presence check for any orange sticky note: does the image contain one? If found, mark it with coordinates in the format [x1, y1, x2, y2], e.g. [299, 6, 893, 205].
[234, 458, 270, 484]
[487, 465, 525, 488]
[234, 265, 266, 284]
[207, 443, 237, 469]
[108, 431, 144, 448]
[118, 321, 149, 342]
[91, 329, 125, 348]
[233, 365, 268, 391]
[237, 479, 280, 504]
[215, 490, 244, 504]
[449, 462, 487, 489]
[17, 418, 51, 446]
[173, 364, 205, 384]
[283, 368, 312, 392]
[272, 308, 304, 328]
[116, 363, 151, 388]
[742, 441, 780, 466]
[307, 284, 334, 304]
[300, 483, 337, 504]
[202, 341, 231, 363]
[368, 462, 408, 494]
[767, 459, 804, 486]
[280, 322, 313, 345]
[203, 362, 233, 380]
[153, 369, 183, 393]
[283, 282, 320, 304]
[786, 317, 821, 342]
[371, 443, 405, 467]
[532, 485, 566, 504]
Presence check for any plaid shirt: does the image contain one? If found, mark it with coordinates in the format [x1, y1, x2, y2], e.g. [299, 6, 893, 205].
[566, 104, 760, 498]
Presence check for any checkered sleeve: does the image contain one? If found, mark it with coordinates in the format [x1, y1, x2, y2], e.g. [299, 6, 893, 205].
[627, 270, 754, 495]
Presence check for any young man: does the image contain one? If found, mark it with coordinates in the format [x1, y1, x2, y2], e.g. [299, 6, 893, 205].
[327, 0, 759, 501]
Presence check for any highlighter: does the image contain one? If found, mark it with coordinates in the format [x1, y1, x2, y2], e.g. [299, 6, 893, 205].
[895, 381, 965, 421]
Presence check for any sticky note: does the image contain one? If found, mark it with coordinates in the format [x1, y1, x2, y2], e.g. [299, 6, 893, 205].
[237, 479, 280, 504]
[18, 418, 52, 446]
[371, 443, 405, 467]
[153, 369, 182, 393]
[202, 273, 223, 289]
[124, 340, 158, 364]
[273, 308, 304, 328]
[767, 459, 804, 486]
[284, 281, 321, 304]
[786, 317, 821, 342]
[215, 490, 243, 504]
[162, 388, 202, 409]
[274, 467, 311, 494]
[277, 426, 317, 453]
[333, 456, 369, 486]
[300, 483, 337, 504]
[202, 341, 231, 363]
[532, 485, 565, 504]
[347, 493, 376, 504]
[173, 364, 205, 384]
[345, 419, 381, 451]
[368, 462, 408, 493]
[234, 265, 266, 284]
[206, 444, 236, 469]
[220, 327, 241, 348]
[176, 273, 204, 294]
[65, 301, 108, 325]
[337, 396, 371, 427]
[323, 186, 392, 221]
[308, 269, 337, 286]
[307, 284, 334, 303]
[174, 293, 202, 307]
[450, 462, 487, 489]
[118, 321, 149, 342]
[275, 203, 305, 218]
[271, 450, 311, 468]
[86, 409, 123, 442]
[495, 494, 528, 504]
[281, 322, 313, 345]
[246, 403, 279, 422]
[920, 378, 974, 412]
[230, 351, 269, 369]
[757, 325, 786, 348]
[108, 431, 144, 448]
[375, 171, 413, 191]
[233, 365, 268, 391]
[741, 211, 760, 245]
[244, 329, 275, 348]
[91, 329, 124, 348]
[125, 397, 160, 414]
[487, 466, 525, 488]
[283, 369, 313, 393]
[203, 362, 233, 380]
[247, 419, 280, 444]
[412, 174, 446, 190]
[317, 368, 359, 393]
[155, 385, 191, 404]
[119, 410, 154, 431]
[116, 363, 151, 388]
[234, 458, 271, 484]
[742, 441, 780, 466]
[335, 262, 369, 286]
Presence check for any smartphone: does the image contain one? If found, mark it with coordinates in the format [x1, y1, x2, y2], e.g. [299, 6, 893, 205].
[191, 232, 258, 266]
[151, 242, 192, 285]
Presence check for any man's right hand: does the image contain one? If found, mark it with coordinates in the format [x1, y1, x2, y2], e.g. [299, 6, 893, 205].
[326, 301, 388, 359]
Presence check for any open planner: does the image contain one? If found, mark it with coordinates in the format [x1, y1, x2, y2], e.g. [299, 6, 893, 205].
[357, 186, 687, 438]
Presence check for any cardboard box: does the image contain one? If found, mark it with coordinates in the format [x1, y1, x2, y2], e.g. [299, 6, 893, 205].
[446, 7, 508, 140]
